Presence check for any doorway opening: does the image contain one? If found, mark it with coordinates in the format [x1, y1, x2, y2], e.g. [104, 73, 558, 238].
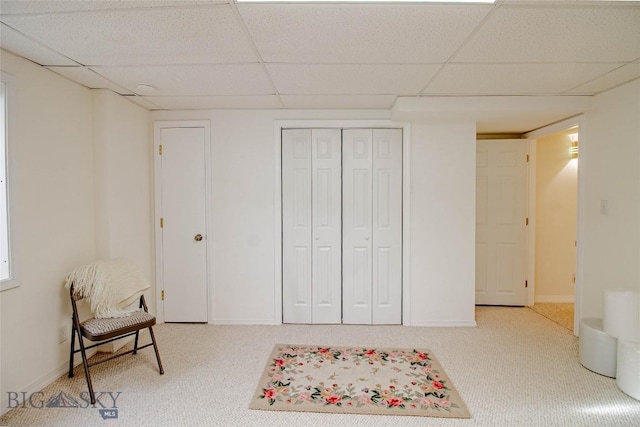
[528, 125, 579, 332]
[475, 118, 583, 335]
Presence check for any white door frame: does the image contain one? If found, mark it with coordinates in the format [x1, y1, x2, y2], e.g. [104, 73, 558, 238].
[274, 120, 412, 325]
[153, 120, 212, 324]
[524, 115, 585, 336]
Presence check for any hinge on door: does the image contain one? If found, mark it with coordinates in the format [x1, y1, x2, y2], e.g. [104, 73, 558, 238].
[159, 144, 163, 155]
[526, 217, 529, 226]
[160, 218, 164, 228]
[525, 280, 528, 288]
[161, 290, 165, 301]
[526, 154, 530, 163]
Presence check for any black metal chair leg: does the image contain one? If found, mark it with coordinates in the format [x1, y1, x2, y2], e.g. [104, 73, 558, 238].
[133, 330, 140, 355]
[76, 329, 96, 405]
[148, 326, 164, 375]
[68, 324, 76, 378]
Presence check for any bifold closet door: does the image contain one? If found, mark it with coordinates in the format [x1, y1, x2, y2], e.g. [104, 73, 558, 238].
[343, 129, 402, 324]
[282, 129, 342, 324]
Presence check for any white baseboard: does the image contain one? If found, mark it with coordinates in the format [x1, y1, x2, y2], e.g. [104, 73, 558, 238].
[535, 295, 575, 303]
[407, 320, 478, 327]
[210, 319, 478, 327]
[210, 318, 281, 325]
[0, 350, 94, 416]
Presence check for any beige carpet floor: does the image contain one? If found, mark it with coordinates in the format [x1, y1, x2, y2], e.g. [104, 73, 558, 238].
[2, 306, 639, 426]
[529, 303, 575, 332]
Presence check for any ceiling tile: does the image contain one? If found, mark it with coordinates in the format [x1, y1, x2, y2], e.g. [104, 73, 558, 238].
[0, 23, 77, 66]
[91, 64, 274, 96]
[144, 95, 282, 110]
[0, 4, 257, 65]
[267, 64, 440, 95]
[281, 95, 396, 110]
[239, 4, 492, 63]
[568, 63, 640, 94]
[0, 1, 228, 14]
[46, 66, 134, 94]
[454, 5, 640, 63]
[423, 63, 621, 95]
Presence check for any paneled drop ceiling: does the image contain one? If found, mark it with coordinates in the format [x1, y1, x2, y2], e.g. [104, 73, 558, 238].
[0, 0, 639, 133]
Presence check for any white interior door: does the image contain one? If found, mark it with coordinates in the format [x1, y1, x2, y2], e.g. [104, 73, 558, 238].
[282, 129, 312, 323]
[343, 129, 402, 324]
[283, 128, 402, 324]
[159, 126, 208, 322]
[282, 129, 342, 324]
[476, 139, 528, 306]
[371, 129, 403, 324]
[342, 129, 373, 324]
[311, 129, 342, 323]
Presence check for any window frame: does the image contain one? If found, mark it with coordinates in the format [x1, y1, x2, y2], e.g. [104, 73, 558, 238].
[1, 71, 18, 291]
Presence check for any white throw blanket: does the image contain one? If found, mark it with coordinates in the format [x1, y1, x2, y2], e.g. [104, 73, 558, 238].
[64, 258, 151, 318]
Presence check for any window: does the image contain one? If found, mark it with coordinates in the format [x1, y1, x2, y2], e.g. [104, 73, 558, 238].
[0, 73, 17, 290]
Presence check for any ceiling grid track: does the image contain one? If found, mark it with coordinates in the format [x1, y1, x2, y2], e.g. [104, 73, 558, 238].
[0, 0, 637, 122]
[228, 1, 285, 109]
[417, 4, 499, 96]
[0, 21, 82, 67]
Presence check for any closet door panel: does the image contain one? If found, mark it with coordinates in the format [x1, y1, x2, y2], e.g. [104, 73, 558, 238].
[282, 129, 312, 323]
[311, 129, 342, 323]
[284, 127, 402, 325]
[342, 129, 373, 324]
[372, 129, 402, 324]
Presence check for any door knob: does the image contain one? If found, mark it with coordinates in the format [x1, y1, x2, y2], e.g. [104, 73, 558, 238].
[365, 236, 370, 240]
[194, 234, 203, 242]
[315, 235, 319, 240]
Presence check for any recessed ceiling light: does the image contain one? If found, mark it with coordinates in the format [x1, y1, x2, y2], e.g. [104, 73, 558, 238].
[136, 83, 156, 93]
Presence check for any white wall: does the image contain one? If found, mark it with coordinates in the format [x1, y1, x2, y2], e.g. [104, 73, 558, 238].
[580, 79, 640, 318]
[152, 110, 389, 324]
[0, 51, 95, 400]
[0, 51, 152, 407]
[151, 110, 477, 326]
[535, 131, 578, 302]
[409, 121, 477, 326]
[92, 90, 153, 301]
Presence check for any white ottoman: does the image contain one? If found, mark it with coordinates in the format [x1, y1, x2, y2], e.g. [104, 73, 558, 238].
[616, 340, 640, 401]
[603, 289, 640, 342]
[579, 318, 617, 378]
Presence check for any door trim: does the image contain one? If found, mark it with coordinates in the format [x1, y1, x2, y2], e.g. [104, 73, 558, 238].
[525, 115, 584, 336]
[526, 139, 537, 307]
[273, 120, 411, 325]
[153, 120, 212, 324]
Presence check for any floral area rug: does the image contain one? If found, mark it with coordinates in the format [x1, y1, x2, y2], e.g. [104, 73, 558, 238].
[249, 344, 471, 418]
